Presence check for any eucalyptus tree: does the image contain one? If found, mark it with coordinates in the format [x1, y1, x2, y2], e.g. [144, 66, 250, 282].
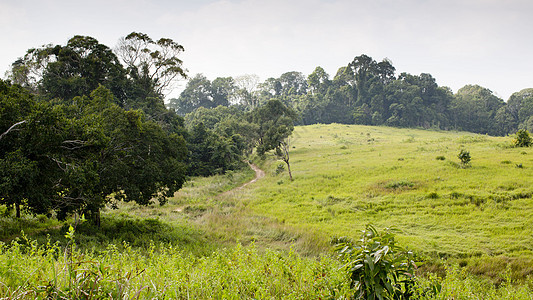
[115, 32, 187, 99]
[234, 74, 261, 109]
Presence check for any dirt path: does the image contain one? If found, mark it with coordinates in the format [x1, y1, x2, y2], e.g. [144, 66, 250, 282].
[217, 163, 265, 198]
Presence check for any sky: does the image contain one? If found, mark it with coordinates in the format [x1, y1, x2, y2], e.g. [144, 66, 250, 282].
[1, 0, 532, 100]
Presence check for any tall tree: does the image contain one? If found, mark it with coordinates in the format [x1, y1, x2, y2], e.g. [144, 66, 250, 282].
[250, 99, 297, 155]
[278, 71, 308, 96]
[307, 66, 331, 95]
[168, 74, 214, 115]
[115, 32, 187, 99]
[234, 74, 261, 109]
[451, 85, 505, 135]
[15, 36, 128, 103]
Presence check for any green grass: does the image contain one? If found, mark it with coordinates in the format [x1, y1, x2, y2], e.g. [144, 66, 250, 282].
[245, 124, 533, 279]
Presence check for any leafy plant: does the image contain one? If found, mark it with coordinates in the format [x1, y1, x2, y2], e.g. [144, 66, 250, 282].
[335, 225, 417, 299]
[513, 129, 532, 147]
[458, 149, 471, 167]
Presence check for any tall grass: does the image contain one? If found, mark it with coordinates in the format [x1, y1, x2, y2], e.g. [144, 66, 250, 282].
[0, 236, 352, 299]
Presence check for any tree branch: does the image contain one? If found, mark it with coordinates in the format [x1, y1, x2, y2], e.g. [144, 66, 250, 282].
[0, 120, 27, 141]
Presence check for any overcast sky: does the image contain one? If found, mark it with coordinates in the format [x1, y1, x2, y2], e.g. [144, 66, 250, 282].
[1, 0, 531, 100]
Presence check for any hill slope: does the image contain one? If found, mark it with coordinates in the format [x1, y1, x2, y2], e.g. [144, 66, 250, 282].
[245, 124, 533, 262]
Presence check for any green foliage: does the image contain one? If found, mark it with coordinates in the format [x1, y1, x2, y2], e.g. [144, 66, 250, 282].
[458, 149, 471, 166]
[186, 122, 245, 176]
[116, 32, 186, 99]
[0, 81, 187, 221]
[452, 85, 505, 135]
[513, 129, 532, 147]
[19, 35, 128, 103]
[335, 225, 417, 299]
[251, 99, 297, 155]
[385, 180, 415, 190]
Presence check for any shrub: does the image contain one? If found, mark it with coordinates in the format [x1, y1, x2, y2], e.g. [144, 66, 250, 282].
[513, 129, 532, 147]
[436, 156, 446, 161]
[458, 149, 471, 167]
[334, 225, 418, 299]
[427, 192, 439, 199]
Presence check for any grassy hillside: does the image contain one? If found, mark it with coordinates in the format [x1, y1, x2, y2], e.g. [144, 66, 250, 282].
[245, 124, 533, 275]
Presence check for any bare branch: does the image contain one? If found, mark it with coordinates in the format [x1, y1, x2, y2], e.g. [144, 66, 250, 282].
[0, 120, 27, 141]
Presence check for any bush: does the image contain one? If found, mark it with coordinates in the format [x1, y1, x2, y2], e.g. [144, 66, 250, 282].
[458, 149, 471, 167]
[513, 129, 532, 147]
[334, 225, 418, 299]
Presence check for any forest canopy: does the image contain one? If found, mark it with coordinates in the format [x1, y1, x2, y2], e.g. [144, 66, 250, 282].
[172, 54, 533, 136]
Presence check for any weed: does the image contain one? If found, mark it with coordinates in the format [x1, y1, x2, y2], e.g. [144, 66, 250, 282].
[335, 225, 418, 299]
[275, 163, 285, 175]
[427, 192, 439, 199]
[385, 180, 415, 190]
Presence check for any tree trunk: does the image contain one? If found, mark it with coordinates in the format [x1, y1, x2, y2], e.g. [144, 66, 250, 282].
[286, 160, 293, 181]
[94, 208, 101, 227]
[15, 201, 21, 218]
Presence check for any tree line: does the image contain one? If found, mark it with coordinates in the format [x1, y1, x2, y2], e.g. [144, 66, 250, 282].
[1, 33, 296, 223]
[171, 54, 533, 136]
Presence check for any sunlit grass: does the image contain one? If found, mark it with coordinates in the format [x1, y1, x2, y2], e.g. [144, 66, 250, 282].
[244, 124, 533, 278]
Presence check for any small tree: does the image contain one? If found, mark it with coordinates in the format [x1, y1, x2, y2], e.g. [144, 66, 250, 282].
[275, 138, 293, 181]
[335, 225, 417, 299]
[513, 129, 532, 147]
[458, 149, 471, 167]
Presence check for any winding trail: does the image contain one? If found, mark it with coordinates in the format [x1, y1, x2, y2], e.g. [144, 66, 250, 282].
[217, 163, 265, 198]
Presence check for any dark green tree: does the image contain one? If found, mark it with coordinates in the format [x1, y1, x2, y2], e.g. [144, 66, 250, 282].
[307, 66, 331, 95]
[55, 86, 188, 224]
[250, 99, 297, 156]
[168, 74, 214, 115]
[1, 82, 188, 223]
[451, 85, 504, 135]
[18, 36, 128, 103]
[0, 80, 66, 217]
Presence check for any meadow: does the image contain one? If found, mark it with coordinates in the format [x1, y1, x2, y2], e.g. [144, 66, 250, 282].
[248, 124, 533, 277]
[2, 124, 533, 298]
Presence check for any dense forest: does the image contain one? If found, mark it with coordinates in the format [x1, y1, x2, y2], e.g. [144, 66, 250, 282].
[171, 55, 533, 137]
